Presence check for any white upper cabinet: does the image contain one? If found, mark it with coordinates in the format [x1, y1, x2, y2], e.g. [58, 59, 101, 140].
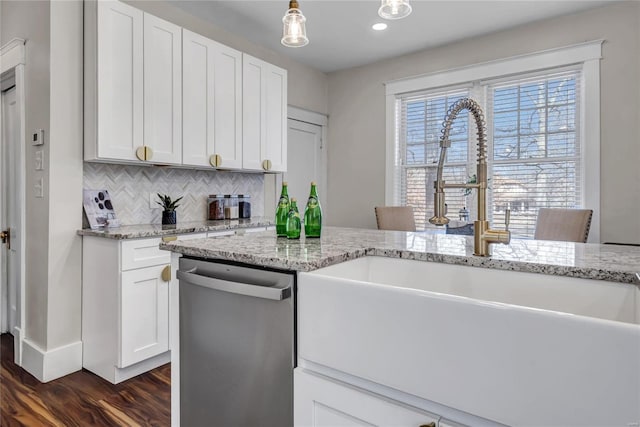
[242, 54, 288, 172]
[86, 0, 143, 162]
[143, 14, 182, 165]
[182, 30, 243, 169]
[86, 1, 182, 165]
[86, 1, 287, 171]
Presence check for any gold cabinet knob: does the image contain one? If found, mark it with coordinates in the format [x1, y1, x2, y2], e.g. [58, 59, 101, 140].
[135, 146, 153, 161]
[262, 159, 272, 171]
[161, 265, 171, 282]
[209, 154, 222, 168]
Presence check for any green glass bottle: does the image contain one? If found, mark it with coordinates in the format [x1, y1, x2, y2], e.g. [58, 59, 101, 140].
[304, 182, 322, 238]
[285, 198, 301, 239]
[275, 182, 289, 237]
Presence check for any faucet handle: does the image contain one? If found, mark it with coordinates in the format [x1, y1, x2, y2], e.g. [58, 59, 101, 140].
[504, 208, 511, 231]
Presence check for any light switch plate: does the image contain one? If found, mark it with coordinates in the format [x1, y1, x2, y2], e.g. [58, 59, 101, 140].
[35, 150, 44, 171]
[35, 178, 44, 198]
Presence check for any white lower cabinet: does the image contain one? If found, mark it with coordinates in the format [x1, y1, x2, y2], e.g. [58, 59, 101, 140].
[120, 264, 169, 367]
[295, 369, 440, 427]
[82, 232, 205, 384]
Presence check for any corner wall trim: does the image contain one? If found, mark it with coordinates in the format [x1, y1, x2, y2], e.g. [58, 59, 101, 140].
[21, 339, 82, 383]
[288, 105, 328, 126]
[0, 38, 26, 74]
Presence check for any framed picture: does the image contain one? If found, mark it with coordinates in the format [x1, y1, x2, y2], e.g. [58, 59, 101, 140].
[83, 189, 120, 229]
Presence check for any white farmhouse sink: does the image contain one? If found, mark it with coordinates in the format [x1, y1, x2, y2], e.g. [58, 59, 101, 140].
[298, 256, 640, 427]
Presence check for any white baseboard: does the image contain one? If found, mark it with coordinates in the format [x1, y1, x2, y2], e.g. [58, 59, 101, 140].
[12, 326, 23, 365]
[22, 338, 82, 382]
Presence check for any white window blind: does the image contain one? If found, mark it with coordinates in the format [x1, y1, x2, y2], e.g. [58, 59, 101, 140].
[398, 89, 470, 230]
[487, 69, 582, 238]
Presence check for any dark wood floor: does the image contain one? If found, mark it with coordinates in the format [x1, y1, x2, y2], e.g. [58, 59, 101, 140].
[0, 333, 171, 426]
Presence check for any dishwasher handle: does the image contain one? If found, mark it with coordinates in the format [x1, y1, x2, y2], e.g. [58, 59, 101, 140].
[177, 268, 292, 301]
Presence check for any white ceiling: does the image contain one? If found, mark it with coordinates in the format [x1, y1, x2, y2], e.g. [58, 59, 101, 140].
[170, 0, 617, 73]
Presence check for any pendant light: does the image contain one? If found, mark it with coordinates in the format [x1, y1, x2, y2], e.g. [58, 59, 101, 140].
[281, 0, 309, 48]
[378, 0, 412, 20]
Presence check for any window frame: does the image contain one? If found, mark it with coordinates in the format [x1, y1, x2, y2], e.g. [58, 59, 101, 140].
[385, 40, 602, 242]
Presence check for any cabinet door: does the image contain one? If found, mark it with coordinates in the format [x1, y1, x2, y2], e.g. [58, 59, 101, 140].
[96, 0, 143, 161]
[120, 264, 169, 367]
[265, 64, 287, 172]
[143, 13, 182, 165]
[242, 54, 288, 172]
[242, 54, 266, 171]
[295, 369, 439, 427]
[183, 30, 242, 169]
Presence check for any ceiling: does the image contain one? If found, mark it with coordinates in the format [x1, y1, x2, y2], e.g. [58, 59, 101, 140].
[169, 0, 617, 73]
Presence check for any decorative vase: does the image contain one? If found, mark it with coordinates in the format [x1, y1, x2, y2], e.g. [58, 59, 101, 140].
[162, 210, 177, 225]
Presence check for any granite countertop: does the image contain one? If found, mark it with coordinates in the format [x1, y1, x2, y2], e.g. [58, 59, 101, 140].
[160, 226, 640, 285]
[77, 217, 274, 240]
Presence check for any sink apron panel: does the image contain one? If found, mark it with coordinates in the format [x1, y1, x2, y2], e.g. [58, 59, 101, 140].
[298, 272, 640, 427]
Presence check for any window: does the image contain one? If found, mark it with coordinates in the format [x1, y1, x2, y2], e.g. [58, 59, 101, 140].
[400, 90, 469, 230]
[488, 71, 581, 237]
[386, 41, 601, 240]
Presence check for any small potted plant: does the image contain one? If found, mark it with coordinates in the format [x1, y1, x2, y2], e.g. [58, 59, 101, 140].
[157, 193, 183, 225]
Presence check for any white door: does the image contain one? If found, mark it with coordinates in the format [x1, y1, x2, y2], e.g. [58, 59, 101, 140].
[1, 86, 19, 334]
[281, 119, 325, 210]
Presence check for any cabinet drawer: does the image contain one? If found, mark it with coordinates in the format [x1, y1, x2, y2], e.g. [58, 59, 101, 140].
[295, 369, 439, 427]
[121, 238, 170, 270]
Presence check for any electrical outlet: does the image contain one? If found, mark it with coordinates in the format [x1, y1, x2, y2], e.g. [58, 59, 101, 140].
[150, 193, 161, 209]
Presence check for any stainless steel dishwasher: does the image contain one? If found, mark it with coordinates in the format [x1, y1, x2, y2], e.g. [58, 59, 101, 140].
[177, 257, 295, 427]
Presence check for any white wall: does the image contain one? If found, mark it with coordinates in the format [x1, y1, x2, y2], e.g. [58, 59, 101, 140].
[47, 0, 83, 351]
[326, 2, 640, 244]
[1, 0, 51, 350]
[1, 0, 84, 379]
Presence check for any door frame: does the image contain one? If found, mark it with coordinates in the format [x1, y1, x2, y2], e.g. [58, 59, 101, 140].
[274, 106, 328, 214]
[1, 38, 27, 365]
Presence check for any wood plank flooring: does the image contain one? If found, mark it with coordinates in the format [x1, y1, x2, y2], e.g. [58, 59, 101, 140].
[0, 334, 171, 426]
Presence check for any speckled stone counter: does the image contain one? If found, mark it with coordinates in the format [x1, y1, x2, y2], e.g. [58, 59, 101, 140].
[77, 217, 274, 240]
[160, 226, 640, 285]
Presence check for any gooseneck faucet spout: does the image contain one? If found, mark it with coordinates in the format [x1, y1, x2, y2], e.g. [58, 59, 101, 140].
[428, 98, 511, 256]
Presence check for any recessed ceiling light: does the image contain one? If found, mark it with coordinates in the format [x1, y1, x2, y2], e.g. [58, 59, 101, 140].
[372, 22, 388, 31]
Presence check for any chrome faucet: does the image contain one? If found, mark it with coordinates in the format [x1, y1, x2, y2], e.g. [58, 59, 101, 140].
[429, 98, 511, 256]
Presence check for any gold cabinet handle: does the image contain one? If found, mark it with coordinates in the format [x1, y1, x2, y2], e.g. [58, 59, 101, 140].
[419, 423, 436, 427]
[135, 146, 153, 161]
[161, 235, 177, 242]
[209, 154, 222, 168]
[161, 265, 171, 282]
[262, 159, 272, 171]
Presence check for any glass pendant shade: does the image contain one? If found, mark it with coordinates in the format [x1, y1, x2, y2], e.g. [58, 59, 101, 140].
[378, 0, 412, 20]
[282, 1, 309, 48]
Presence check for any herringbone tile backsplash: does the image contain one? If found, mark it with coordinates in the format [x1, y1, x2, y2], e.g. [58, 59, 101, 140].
[84, 163, 265, 225]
